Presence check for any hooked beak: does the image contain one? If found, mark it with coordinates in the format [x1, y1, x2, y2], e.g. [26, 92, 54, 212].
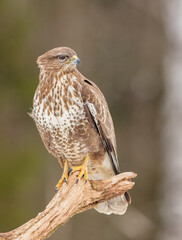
[72, 55, 81, 65]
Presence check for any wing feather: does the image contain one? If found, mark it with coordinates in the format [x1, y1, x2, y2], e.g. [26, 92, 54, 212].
[81, 79, 120, 174]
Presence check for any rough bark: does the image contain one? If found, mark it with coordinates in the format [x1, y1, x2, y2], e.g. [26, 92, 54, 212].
[0, 171, 136, 240]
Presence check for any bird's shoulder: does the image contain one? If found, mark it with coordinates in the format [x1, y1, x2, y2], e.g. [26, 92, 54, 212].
[76, 74, 107, 110]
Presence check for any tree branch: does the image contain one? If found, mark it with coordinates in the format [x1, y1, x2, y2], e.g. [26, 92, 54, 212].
[0, 171, 136, 240]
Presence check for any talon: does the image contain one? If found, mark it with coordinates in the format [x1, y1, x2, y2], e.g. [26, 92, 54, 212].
[71, 155, 89, 184]
[68, 168, 72, 175]
[55, 160, 69, 191]
[55, 186, 58, 193]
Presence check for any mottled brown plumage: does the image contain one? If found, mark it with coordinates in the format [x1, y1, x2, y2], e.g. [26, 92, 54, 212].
[31, 47, 130, 215]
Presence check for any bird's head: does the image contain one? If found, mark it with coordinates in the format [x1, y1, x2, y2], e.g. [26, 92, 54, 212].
[37, 47, 81, 72]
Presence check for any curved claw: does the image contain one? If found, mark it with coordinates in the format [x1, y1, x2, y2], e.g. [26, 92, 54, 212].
[55, 160, 69, 191]
[71, 155, 89, 184]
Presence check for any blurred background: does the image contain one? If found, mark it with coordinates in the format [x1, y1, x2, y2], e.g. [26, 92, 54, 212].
[0, 0, 182, 240]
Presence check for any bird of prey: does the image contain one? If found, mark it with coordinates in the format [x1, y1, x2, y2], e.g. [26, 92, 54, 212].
[31, 47, 130, 215]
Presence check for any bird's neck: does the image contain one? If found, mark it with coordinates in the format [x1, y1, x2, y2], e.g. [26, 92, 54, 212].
[39, 68, 81, 85]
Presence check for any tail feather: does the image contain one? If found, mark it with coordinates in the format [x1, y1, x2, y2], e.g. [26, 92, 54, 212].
[94, 193, 130, 215]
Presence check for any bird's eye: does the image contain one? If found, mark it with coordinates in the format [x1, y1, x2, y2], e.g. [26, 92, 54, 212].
[58, 55, 66, 61]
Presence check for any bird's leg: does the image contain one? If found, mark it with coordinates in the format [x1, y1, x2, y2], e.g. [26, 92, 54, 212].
[55, 160, 69, 192]
[71, 154, 89, 184]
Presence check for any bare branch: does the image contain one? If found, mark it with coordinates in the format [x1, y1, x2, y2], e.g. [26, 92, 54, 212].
[0, 171, 136, 240]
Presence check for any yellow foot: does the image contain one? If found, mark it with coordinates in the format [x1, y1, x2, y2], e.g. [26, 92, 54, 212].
[70, 155, 89, 184]
[55, 160, 69, 192]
